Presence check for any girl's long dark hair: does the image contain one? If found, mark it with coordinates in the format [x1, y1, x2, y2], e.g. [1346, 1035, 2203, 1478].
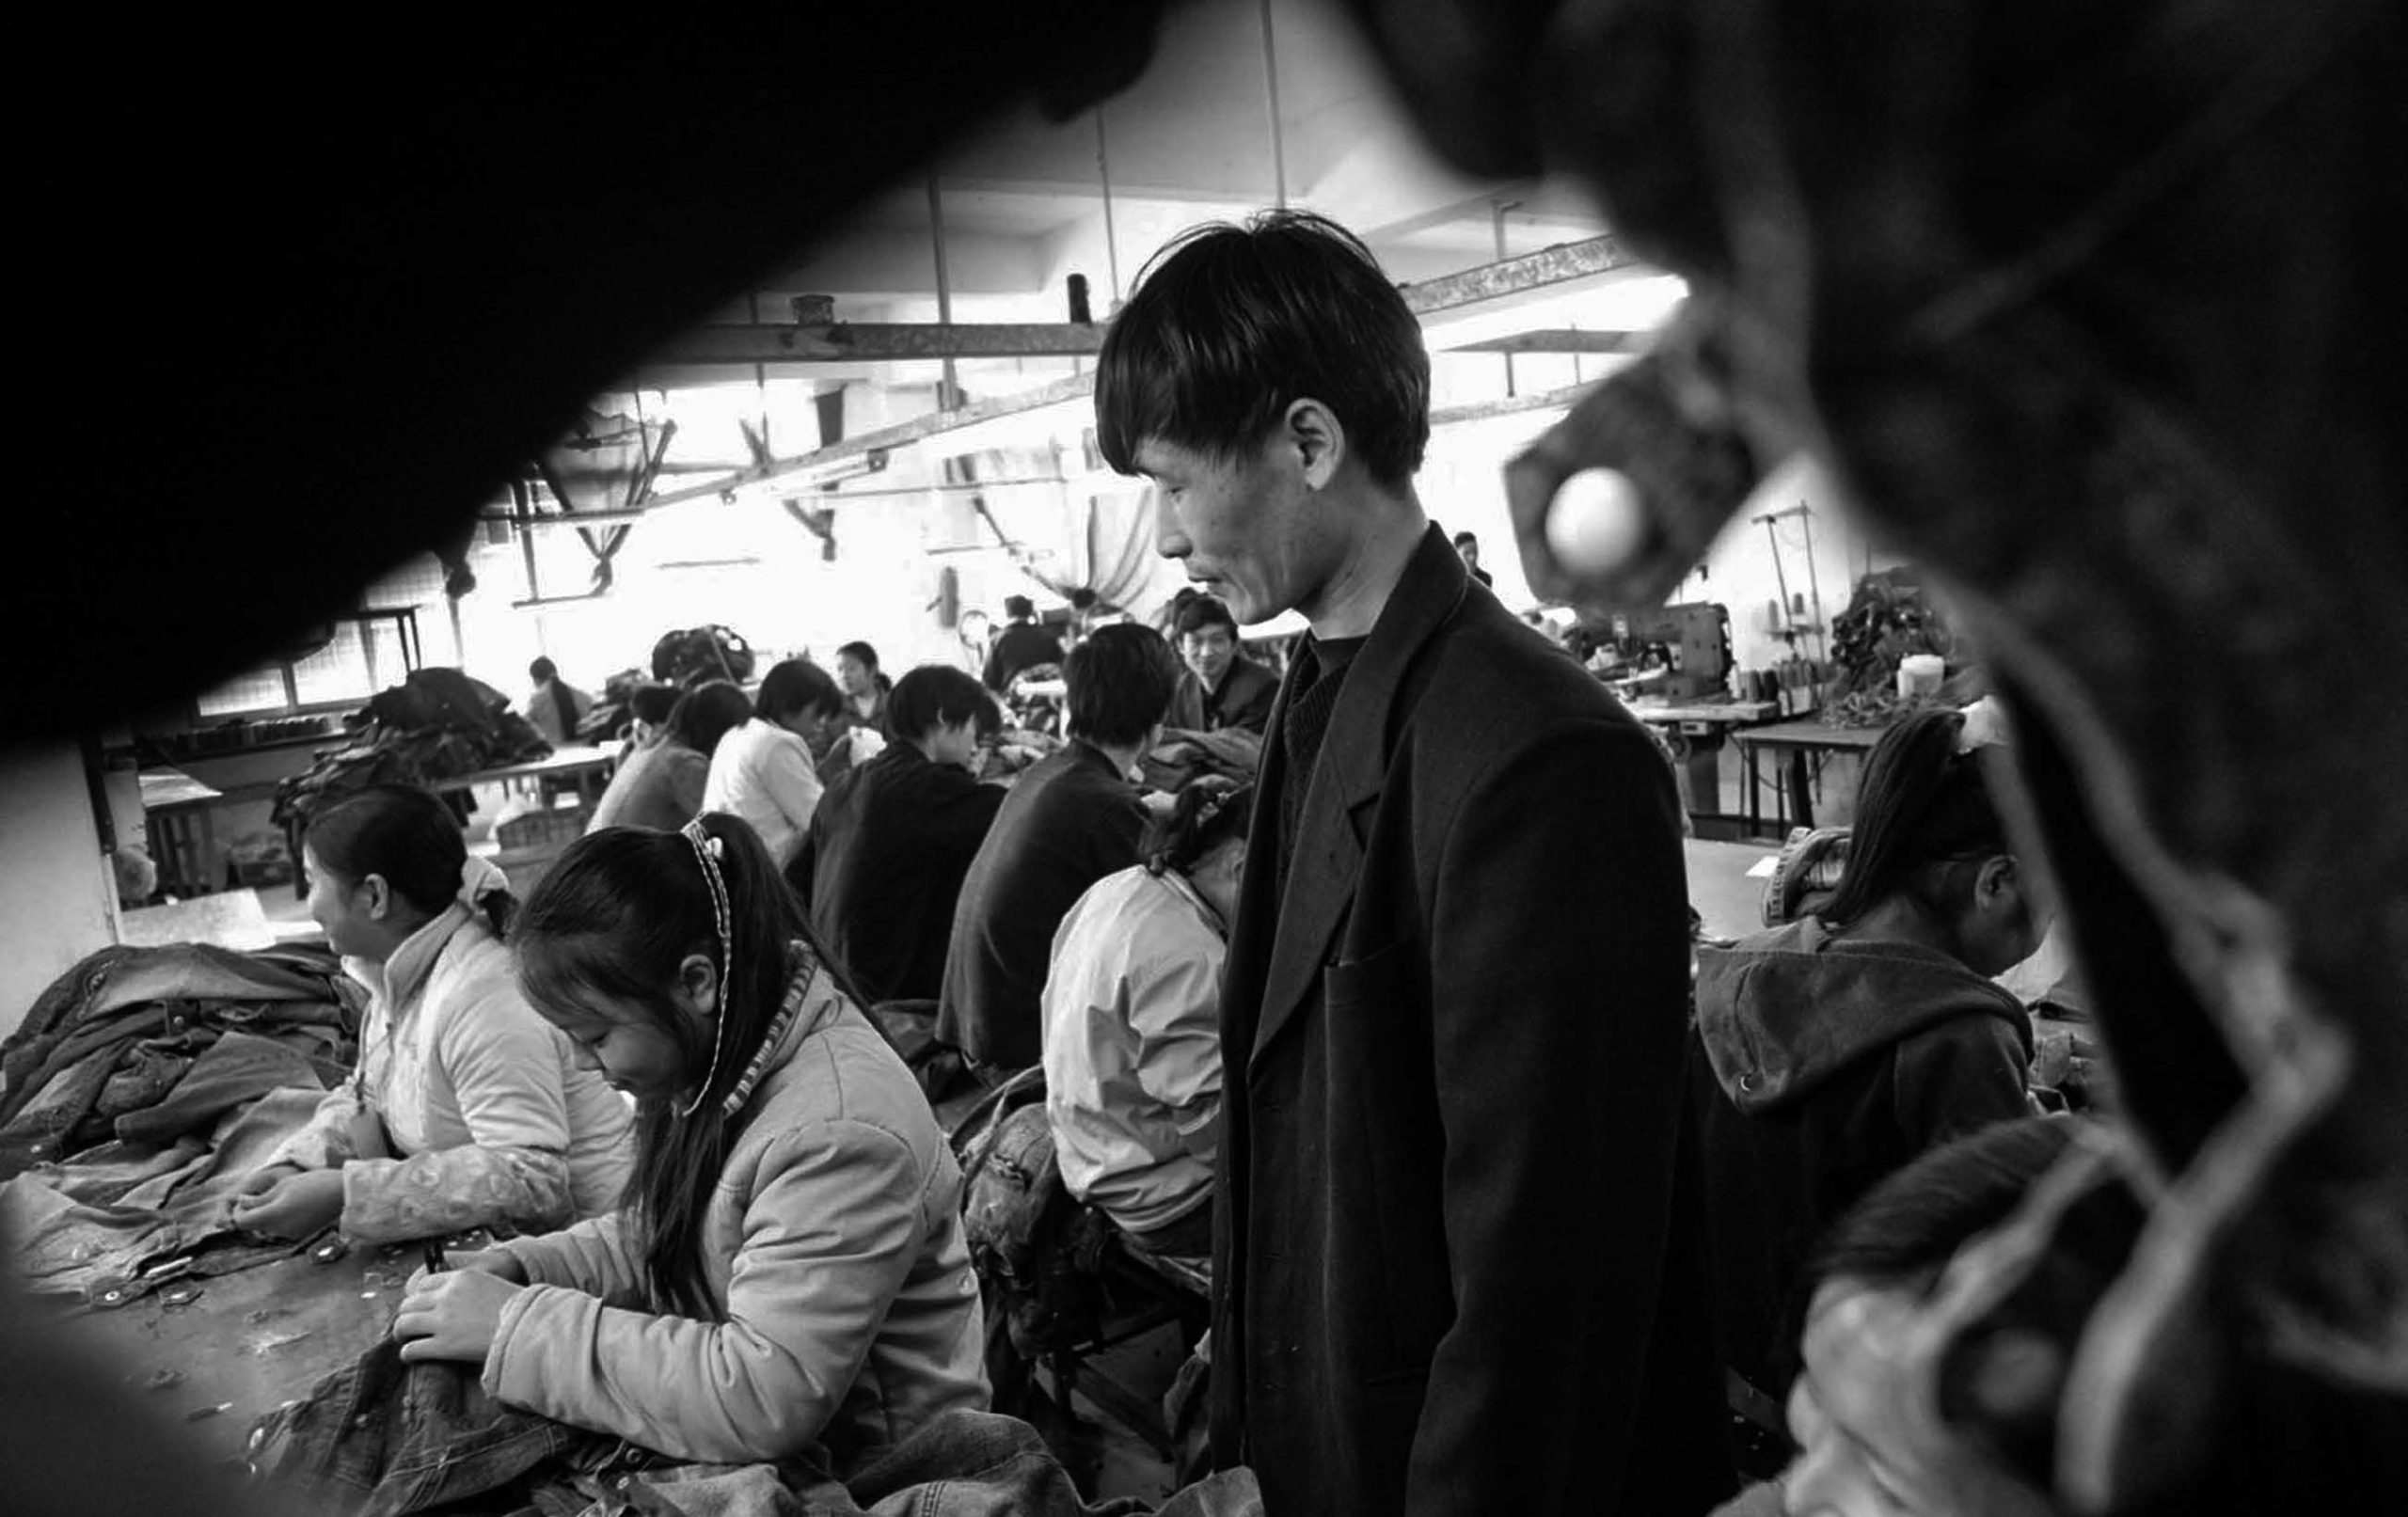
[511, 812, 809, 1318]
[307, 782, 510, 937]
[1820, 709, 2010, 926]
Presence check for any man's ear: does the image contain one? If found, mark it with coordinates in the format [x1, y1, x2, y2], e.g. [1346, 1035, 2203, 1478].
[360, 873, 394, 920]
[1283, 398, 1345, 489]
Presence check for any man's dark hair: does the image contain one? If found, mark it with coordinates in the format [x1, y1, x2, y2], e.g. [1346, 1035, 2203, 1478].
[1173, 593, 1240, 640]
[1452, 530, 1480, 549]
[1096, 210, 1432, 489]
[754, 657, 842, 723]
[530, 656, 558, 682]
[666, 679, 752, 756]
[1003, 594, 1036, 622]
[1065, 624, 1180, 747]
[627, 682, 682, 727]
[887, 664, 1000, 743]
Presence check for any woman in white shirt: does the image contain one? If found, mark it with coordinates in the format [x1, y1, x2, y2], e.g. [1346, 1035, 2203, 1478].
[1039, 777, 1251, 1261]
[232, 783, 633, 1242]
[701, 657, 845, 866]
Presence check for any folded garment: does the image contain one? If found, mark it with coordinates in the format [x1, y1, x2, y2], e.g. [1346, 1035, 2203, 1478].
[251, 1337, 601, 1517]
[36, 1136, 210, 1209]
[0, 1085, 328, 1295]
[0, 1175, 184, 1297]
[117, 1030, 328, 1146]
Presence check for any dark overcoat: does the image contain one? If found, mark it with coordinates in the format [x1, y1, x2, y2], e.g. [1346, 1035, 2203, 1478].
[1209, 528, 1729, 1516]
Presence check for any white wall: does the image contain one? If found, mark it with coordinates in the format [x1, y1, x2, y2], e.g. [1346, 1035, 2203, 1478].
[0, 740, 118, 1041]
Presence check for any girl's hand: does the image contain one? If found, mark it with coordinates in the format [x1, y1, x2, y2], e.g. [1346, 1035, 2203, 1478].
[405, 1248, 527, 1290]
[234, 1162, 304, 1200]
[230, 1169, 345, 1239]
[393, 1270, 522, 1364]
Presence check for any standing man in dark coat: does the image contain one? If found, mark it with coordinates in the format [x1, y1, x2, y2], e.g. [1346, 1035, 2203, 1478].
[1095, 211, 1729, 1517]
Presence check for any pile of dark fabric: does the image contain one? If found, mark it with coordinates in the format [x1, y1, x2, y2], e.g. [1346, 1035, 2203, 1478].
[650, 624, 754, 687]
[0, 941, 362, 1177]
[0, 942, 367, 1301]
[1140, 728, 1261, 794]
[272, 668, 549, 834]
[574, 667, 652, 745]
[1821, 571, 1985, 728]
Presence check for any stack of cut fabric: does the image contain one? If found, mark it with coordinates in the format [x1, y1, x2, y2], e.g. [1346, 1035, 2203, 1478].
[271, 668, 551, 834]
[0, 941, 365, 1297]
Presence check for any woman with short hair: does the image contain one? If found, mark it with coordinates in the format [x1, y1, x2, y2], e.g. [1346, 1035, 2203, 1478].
[587, 680, 752, 834]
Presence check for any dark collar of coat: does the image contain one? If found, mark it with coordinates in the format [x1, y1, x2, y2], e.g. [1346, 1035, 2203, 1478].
[1244, 523, 1470, 1065]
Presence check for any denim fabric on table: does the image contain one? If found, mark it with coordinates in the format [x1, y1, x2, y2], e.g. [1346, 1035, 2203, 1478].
[37, 1135, 210, 1207]
[95, 1041, 200, 1123]
[118, 1029, 329, 1146]
[0, 941, 360, 1175]
[162, 1085, 336, 1223]
[0, 1173, 185, 1295]
[251, 1336, 607, 1517]
[0, 1084, 327, 1295]
[518, 1411, 1260, 1517]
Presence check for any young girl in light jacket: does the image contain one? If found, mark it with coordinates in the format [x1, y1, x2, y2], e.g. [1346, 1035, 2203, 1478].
[392, 813, 988, 1472]
[233, 784, 632, 1242]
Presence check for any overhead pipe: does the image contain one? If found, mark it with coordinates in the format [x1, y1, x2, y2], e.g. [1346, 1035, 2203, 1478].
[1259, 0, 1288, 209]
[927, 175, 958, 409]
[1095, 107, 1122, 309]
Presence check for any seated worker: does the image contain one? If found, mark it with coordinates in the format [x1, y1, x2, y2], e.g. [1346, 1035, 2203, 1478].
[1451, 528, 1495, 587]
[940, 624, 1180, 1079]
[619, 681, 683, 755]
[525, 656, 592, 746]
[817, 640, 895, 788]
[702, 657, 844, 867]
[1041, 778, 1251, 1262]
[232, 784, 633, 1243]
[1690, 707, 2044, 1409]
[1164, 593, 1278, 735]
[981, 593, 1065, 695]
[391, 815, 987, 1472]
[587, 680, 751, 834]
[789, 665, 1006, 1005]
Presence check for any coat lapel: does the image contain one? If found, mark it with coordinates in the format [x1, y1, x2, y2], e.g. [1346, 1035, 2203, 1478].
[1245, 528, 1470, 1070]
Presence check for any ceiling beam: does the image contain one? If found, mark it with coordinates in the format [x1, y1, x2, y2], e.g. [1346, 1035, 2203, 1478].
[1445, 327, 1647, 356]
[641, 234, 1645, 504]
[1396, 235, 1640, 313]
[643, 322, 1104, 368]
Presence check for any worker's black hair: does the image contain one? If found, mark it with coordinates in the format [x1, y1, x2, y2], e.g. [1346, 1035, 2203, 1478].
[1096, 209, 1431, 489]
[627, 683, 682, 728]
[530, 656, 558, 682]
[1144, 778, 1255, 877]
[1003, 594, 1036, 621]
[753, 657, 842, 724]
[1173, 594, 1240, 640]
[1452, 529, 1480, 548]
[306, 782, 509, 937]
[666, 679, 752, 757]
[1065, 624, 1180, 747]
[1820, 709, 2011, 926]
[887, 664, 1000, 744]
